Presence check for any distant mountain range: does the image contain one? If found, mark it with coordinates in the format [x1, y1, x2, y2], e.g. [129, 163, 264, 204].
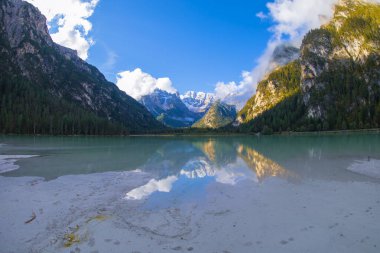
[0, 0, 164, 134]
[140, 89, 220, 128]
[140, 89, 238, 128]
[140, 89, 203, 128]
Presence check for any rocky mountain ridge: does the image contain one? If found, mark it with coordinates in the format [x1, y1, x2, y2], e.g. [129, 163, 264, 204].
[140, 89, 218, 128]
[140, 89, 202, 128]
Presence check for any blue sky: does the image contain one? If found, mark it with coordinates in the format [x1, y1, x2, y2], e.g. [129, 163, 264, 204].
[87, 0, 272, 94]
[27, 0, 339, 106]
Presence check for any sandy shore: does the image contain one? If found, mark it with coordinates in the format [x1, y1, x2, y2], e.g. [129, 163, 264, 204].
[1, 167, 379, 253]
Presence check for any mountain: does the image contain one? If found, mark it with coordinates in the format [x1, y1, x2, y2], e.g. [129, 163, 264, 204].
[0, 0, 164, 135]
[237, 44, 300, 124]
[140, 89, 202, 128]
[180, 91, 215, 113]
[301, 0, 380, 122]
[267, 44, 300, 71]
[193, 101, 237, 129]
[237, 60, 301, 124]
[239, 0, 380, 133]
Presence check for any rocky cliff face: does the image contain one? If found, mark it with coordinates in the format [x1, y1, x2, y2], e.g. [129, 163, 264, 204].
[140, 89, 202, 128]
[193, 101, 236, 129]
[0, 0, 163, 134]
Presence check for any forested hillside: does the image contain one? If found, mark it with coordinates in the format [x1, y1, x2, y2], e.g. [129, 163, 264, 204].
[0, 0, 164, 135]
[239, 0, 380, 133]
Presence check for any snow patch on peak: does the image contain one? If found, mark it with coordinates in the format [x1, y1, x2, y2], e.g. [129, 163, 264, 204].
[181, 91, 215, 113]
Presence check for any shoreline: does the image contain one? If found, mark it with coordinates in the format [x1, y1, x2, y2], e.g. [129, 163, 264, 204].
[0, 128, 379, 137]
[276, 128, 380, 136]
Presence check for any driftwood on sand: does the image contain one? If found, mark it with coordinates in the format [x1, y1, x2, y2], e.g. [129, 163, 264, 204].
[24, 212, 36, 224]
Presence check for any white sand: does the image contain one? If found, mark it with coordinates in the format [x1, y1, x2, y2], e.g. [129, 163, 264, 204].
[347, 159, 380, 179]
[0, 169, 379, 253]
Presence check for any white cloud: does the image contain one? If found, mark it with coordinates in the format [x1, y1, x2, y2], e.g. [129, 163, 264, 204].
[267, 0, 337, 42]
[116, 68, 177, 100]
[215, 0, 340, 108]
[214, 71, 254, 109]
[25, 0, 99, 60]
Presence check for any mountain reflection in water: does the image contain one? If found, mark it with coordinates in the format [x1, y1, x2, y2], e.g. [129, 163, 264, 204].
[236, 145, 298, 183]
[2, 134, 378, 184]
[125, 139, 295, 200]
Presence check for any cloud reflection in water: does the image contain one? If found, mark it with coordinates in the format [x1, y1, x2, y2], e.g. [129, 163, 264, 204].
[124, 175, 178, 200]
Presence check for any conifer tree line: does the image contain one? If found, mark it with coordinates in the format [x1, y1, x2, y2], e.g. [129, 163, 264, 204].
[0, 73, 131, 135]
[240, 57, 380, 134]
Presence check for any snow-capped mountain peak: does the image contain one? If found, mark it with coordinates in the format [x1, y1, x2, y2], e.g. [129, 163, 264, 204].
[180, 91, 215, 113]
[139, 89, 202, 128]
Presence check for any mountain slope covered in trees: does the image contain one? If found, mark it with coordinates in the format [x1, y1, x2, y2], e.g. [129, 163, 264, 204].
[238, 61, 301, 124]
[0, 0, 164, 135]
[193, 101, 237, 129]
[240, 0, 380, 133]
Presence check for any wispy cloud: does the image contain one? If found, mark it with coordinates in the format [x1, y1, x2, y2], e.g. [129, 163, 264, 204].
[25, 0, 99, 60]
[256, 11, 268, 20]
[101, 47, 118, 70]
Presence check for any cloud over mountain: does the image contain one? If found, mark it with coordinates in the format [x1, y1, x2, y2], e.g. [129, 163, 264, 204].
[116, 68, 177, 100]
[214, 0, 340, 108]
[25, 0, 99, 60]
[214, 71, 254, 109]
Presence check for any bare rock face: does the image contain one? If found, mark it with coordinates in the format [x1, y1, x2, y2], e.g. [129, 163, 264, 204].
[2, 0, 51, 48]
[0, 0, 163, 133]
[301, 30, 333, 86]
[300, 29, 333, 118]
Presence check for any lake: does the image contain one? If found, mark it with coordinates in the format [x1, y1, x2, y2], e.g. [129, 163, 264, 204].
[0, 134, 379, 253]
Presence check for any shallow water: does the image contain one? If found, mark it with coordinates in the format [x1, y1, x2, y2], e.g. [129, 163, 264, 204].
[0, 134, 379, 253]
